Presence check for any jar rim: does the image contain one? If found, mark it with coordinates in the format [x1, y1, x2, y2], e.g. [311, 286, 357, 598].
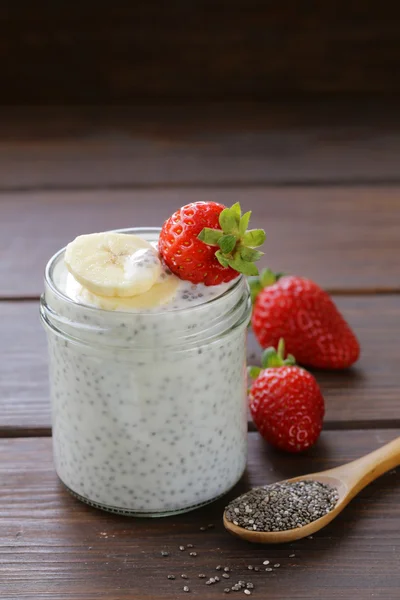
[44, 226, 244, 317]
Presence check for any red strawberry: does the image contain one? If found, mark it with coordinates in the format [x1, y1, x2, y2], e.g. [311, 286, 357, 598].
[159, 201, 265, 286]
[249, 340, 325, 453]
[251, 270, 360, 369]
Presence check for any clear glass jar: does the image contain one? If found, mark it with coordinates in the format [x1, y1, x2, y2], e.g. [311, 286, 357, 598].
[40, 228, 251, 516]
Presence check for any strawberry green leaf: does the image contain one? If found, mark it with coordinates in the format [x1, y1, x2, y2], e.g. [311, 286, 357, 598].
[198, 227, 223, 246]
[239, 211, 251, 236]
[260, 268, 278, 287]
[240, 247, 264, 262]
[247, 365, 261, 379]
[260, 339, 297, 368]
[218, 234, 237, 254]
[215, 250, 230, 267]
[230, 202, 242, 225]
[248, 278, 263, 304]
[285, 354, 296, 366]
[219, 204, 241, 233]
[227, 256, 259, 276]
[261, 347, 282, 368]
[242, 229, 266, 248]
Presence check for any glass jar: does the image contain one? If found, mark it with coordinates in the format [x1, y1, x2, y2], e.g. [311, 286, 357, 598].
[40, 228, 251, 516]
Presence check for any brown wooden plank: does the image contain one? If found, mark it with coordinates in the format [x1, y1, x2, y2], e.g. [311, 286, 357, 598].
[0, 105, 400, 190]
[0, 5, 398, 102]
[0, 431, 398, 599]
[1, 296, 400, 433]
[2, 188, 400, 297]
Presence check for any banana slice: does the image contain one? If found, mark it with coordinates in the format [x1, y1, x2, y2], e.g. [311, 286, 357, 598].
[78, 270, 180, 310]
[65, 232, 162, 297]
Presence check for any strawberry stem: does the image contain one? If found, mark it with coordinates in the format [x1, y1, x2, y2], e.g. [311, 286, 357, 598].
[248, 268, 285, 303]
[247, 365, 262, 380]
[197, 202, 266, 277]
[261, 338, 296, 369]
[247, 338, 295, 380]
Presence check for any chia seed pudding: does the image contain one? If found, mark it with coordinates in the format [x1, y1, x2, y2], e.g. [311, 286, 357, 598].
[41, 227, 251, 516]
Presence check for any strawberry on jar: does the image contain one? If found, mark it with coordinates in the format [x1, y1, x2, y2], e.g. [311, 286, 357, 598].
[159, 201, 266, 286]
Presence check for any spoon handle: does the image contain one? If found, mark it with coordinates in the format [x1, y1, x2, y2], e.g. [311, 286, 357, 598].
[336, 436, 400, 498]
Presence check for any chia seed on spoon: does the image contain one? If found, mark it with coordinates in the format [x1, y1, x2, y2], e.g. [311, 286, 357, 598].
[225, 480, 339, 532]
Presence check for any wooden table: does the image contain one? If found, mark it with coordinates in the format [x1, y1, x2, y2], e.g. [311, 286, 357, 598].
[1, 105, 399, 600]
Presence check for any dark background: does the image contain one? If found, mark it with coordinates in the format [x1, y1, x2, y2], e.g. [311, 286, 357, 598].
[2, 1, 399, 104]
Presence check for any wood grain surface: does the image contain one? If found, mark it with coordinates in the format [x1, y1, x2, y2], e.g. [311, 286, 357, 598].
[1, 106, 400, 599]
[0, 105, 400, 190]
[0, 431, 398, 600]
[2, 188, 400, 297]
[1, 296, 399, 433]
[0, 4, 398, 102]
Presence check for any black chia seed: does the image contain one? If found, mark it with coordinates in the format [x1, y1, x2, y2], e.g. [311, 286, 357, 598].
[225, 480, 339, 532]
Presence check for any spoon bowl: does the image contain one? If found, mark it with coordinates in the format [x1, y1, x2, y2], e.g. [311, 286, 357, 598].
[224, 436, 400, 544]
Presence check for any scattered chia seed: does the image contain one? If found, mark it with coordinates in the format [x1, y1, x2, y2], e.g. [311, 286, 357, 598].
[225, 480, 339, 532]
[216, 565, 222, 571]
[263, 561, 270, 565]
[167, 575, 175, 580]
[215, 576, 220, 582]
[161, 551, 169, 557]
[183, 586, 190, 592]
[265, 568, 272, 572]
[187, 544, 194, 548]
[244, 590, 251, 595]
[224, 588, 231, 593]
[189, 552, 197, 557]
[254, 567, 260, 572]
[198, 574, 206, 579]
[181, 574, 188, 579]
[222, 573, 230, 579]
[200, 526, 206, 531]
[274, 564, 280, 568]
[247, 583, 254, 589]
[247, 565, 254, 571]
[289, 554, 295, 558]
[224, 567, 230, 572]
[179, 546, 185, 551]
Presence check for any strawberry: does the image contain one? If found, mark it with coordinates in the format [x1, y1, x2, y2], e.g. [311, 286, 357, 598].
[248, 339, 325, 453]
[159, 201, 265, 286]
[251, 270, 360, 369]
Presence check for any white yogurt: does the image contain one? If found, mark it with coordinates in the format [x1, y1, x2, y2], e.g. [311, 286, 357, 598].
[41, 228, 251, 516]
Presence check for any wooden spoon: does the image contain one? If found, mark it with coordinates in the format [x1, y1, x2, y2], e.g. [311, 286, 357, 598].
[224, 436, 400, 544]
